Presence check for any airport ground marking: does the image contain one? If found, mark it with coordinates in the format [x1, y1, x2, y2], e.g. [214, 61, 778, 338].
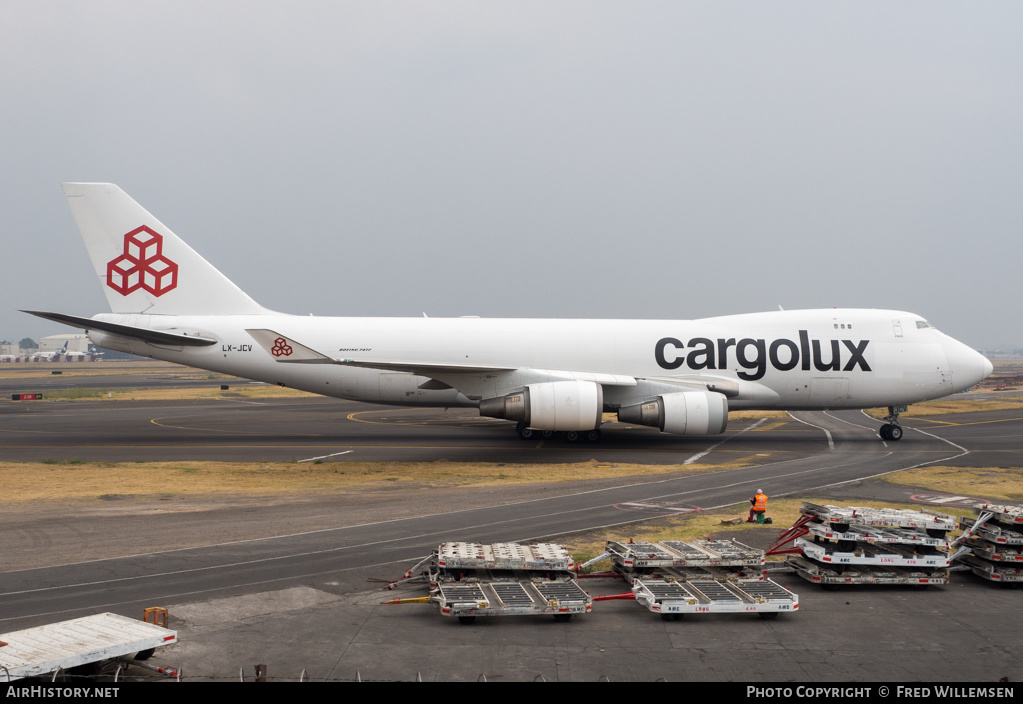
[786, 412, 835, 450]
[683, 418, 766, 464]
[910, 415, 1023, 428]
[298, 450, 354, 463]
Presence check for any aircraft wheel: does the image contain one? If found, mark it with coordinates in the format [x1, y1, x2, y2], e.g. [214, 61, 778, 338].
[541, 430, 554, 439]
[516, 423, 535, 440]
[584, 429, 602, 443]
[888, 425, 904, 441]
[879, 424, 891, 440]
[565, 431, 581, 443]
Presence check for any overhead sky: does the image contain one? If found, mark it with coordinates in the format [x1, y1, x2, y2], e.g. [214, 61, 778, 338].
[2, 2, 1020, 350]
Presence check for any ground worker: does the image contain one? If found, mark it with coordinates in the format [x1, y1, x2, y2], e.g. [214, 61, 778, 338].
[747, 489, 768, 523]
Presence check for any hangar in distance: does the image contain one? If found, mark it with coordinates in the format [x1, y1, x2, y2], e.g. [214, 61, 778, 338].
[27, 183, 993, 443]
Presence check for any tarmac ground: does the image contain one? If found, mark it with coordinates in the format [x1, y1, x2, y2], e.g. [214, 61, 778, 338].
[1, 373, 1021, 682]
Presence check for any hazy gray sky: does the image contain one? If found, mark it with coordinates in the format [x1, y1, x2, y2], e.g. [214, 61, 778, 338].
[3, 2, 1020, 349]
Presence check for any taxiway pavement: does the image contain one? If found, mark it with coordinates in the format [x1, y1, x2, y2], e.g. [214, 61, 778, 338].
[1, 394, 1021, 681]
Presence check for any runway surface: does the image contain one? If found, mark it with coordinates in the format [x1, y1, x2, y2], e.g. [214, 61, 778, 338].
[2, 388, 1022, 682]
[4, 387, 1021, 467]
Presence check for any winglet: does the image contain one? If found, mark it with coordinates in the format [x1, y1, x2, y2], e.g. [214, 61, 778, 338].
[245, 329, 338, 363]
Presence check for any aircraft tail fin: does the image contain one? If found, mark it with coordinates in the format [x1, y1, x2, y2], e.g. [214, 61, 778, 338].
[62, 183, 268, 315]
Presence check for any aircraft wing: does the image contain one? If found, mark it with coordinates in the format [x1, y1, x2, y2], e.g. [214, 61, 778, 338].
[332, 358, 638, 386]
[245, 329, 638, 386]
[245, 329, 513, 371]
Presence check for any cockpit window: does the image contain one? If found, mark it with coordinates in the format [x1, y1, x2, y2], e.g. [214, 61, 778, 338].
[916, 320, 932, 329]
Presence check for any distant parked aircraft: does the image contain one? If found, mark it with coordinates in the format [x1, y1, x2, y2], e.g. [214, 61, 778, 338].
[30, 341, 68, 362]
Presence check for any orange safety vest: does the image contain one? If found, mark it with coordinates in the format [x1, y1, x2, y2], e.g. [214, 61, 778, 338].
[753, 493, 768, 512]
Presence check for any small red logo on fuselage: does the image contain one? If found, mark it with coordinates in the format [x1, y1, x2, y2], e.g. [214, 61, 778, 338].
[106, 226, 178, 297]
[271, 338, 294, 357]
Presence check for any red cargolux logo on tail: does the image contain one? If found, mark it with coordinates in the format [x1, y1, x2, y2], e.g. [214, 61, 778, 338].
[106, 225, 179, 297]
[271, 338, 293, 357]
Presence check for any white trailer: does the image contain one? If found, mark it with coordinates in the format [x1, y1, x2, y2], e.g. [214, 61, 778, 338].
[799, 502, 956, 537]
[435, 541, 574, 572]
[796, 537, 950, 568]
[603, 539, 764, 572]
[0, 613, 177, 681]
[631, 577, 798, 621]
[959, 516, 1023, 547]
[954, 505, 1023, 584]
[786, 555, 950, 587]
[805, 521, 949, 548]
[433, 577, 591, 624]
[958, 555, 1023, 583]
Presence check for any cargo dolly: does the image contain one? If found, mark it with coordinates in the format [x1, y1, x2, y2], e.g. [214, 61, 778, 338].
[434, 541, 575, 572]
[797, 502, 956, 537]
[583, 539, 798, 619]
[631, 576, 798, 620]
[804, 521, 949, 548]
[383, 542, 592, 624]
[953, 505, 1023, 584]
[768, 502, 955, 587]
[796, 537, 950, 568]
[784, 555, 951, 587]
[431, 576, 591, 623]
[601, 539, 765, 582]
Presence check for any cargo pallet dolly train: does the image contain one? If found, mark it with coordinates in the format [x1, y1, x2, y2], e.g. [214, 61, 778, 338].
[766, 502, 957, 587]
[955, 504, 1023, 584]
[382, 538, 799, 623]
[581, 538, 798, 620]
[382, 542, 592, 624]
[766, 501, 1023, 588]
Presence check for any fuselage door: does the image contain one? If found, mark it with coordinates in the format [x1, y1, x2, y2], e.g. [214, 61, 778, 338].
[810, 377, 850, 406]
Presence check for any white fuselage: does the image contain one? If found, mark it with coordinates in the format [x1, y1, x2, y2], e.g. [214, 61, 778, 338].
[86, 308, 991, 412]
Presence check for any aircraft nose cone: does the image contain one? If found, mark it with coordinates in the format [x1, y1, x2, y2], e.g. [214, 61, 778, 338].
[943, 338, 993, 389]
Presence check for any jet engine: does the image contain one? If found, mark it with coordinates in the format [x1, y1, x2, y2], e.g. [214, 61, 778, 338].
[478, 380, 603, 431]
[617, 390, 728, 436]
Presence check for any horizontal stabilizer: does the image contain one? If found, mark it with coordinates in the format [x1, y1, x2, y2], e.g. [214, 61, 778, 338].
[22, 311, 218, 347]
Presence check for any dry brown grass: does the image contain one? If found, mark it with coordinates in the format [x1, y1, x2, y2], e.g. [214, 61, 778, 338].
[880, 466, 1023, 502]
[0, 361, 190, 380]
[863, 396, 1023, 418]
[43, 385, 316, 402]
[0, 459, 748, 504]
[728, 410, 790, 420]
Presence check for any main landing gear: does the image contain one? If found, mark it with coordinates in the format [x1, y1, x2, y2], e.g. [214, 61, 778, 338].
[878, 405, 906, 441]
[516, 422, 601, 443]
